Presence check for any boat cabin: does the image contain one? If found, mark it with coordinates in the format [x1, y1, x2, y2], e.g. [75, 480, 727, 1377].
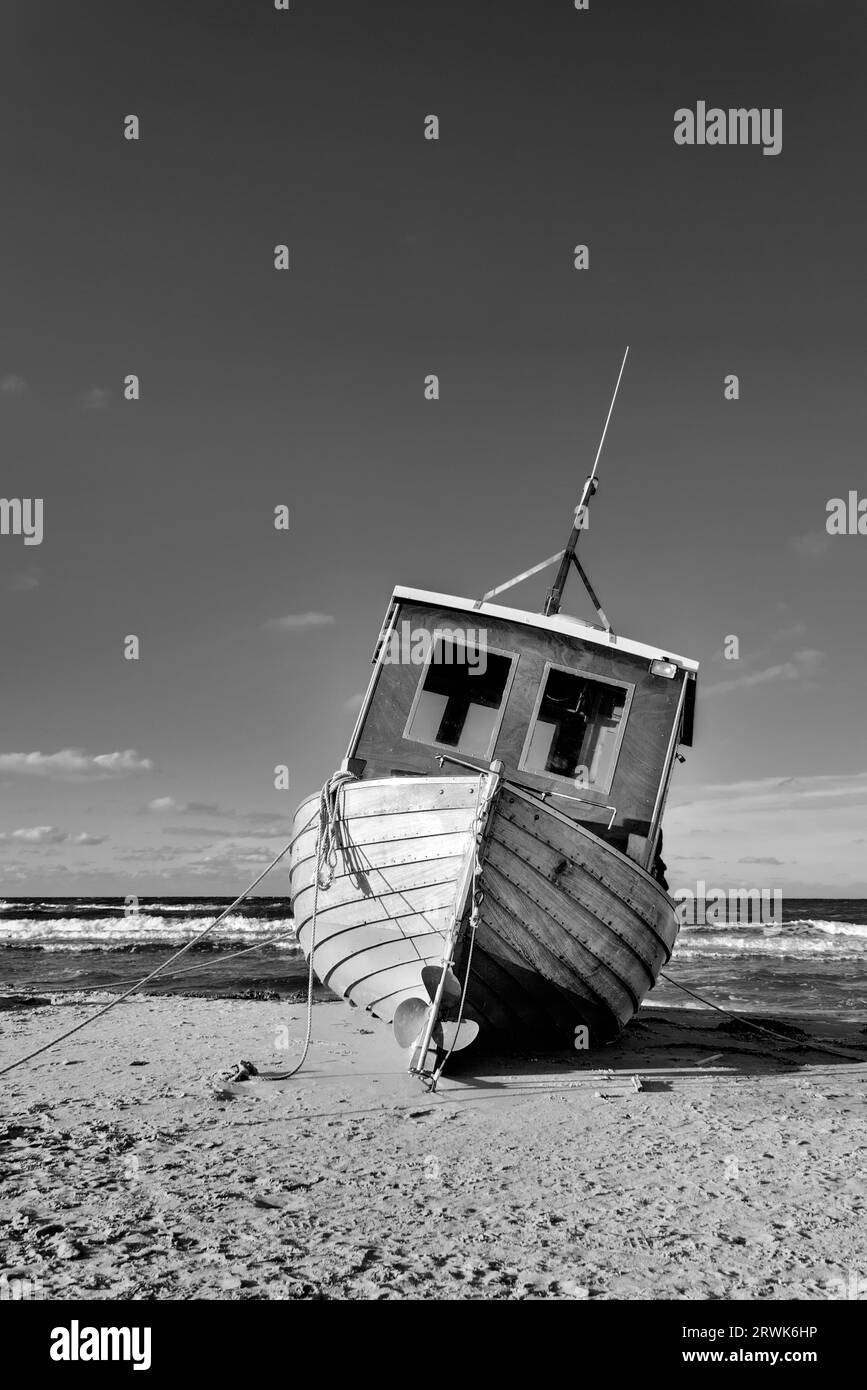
[344, 587, 698, 875]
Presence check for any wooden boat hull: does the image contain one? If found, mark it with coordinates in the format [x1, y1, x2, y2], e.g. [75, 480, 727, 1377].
[289, 774, 679, 1049]
[289, 777, 481, 1025]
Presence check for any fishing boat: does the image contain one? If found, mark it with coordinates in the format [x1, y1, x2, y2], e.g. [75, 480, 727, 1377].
[289, 350, 699, 1084]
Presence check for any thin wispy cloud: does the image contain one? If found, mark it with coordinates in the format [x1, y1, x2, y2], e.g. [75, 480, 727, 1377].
[144, 797, 224, 815]
[343, 692, 365, 714]
[162, 826, 232, 838]
[665, 768, 867, 889]
[163, 824, 285, 839]
[666, 769, 867, 877]
[789, 530, 831, 560]
[143, 798, 283, 825]
[702, 649, 824, 697]
[672, 769, 867, 814]
[0, 749, 153, 779]
[186, 847, 277, 874]
[264, 612, 335, 632]
[0, 374, 27, 396]
[216, 826, 286, 839]
[119, 846, 204, 862]
[79, 386, 111, 411]
[8, 569, 41, 592]
[709, 619, 809, 667]
[710, 618, 809, 667]
[772, 620, 808, 643]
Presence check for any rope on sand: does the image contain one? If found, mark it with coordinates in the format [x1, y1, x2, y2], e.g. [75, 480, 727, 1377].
[659, 971, 867, 1064]
[0, 793, 330, 1081]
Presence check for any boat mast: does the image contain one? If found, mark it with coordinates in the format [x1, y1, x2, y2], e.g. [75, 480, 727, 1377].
[543, 346, 629, 621]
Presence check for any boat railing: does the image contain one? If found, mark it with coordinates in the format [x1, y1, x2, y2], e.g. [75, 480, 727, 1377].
[435, 754, 617, 830]
[508, 781, 618, 831]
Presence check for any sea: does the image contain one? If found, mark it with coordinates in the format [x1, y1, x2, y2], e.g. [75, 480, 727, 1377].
[1, 896, 865, 1023]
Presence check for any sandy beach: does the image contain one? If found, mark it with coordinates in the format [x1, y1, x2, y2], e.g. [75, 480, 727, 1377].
[1, 994, 865, 1302]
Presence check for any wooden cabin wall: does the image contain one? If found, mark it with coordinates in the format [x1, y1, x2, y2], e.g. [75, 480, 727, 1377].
[352, 600, 686, 838]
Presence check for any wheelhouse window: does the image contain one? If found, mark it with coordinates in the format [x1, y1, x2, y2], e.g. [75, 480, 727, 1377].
[520, 664, 632, 793]
[405, 636, 514, 759]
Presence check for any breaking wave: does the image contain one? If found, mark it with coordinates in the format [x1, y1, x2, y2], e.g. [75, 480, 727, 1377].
[0, 911, 295, 951]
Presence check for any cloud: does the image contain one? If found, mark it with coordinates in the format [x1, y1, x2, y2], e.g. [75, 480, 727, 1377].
[201, 847, 276, 864]
[162, 825, 233, 837]
[264, 612, 335, 632]
[0, 826, 106, 845]
[343, 692, 365, 714]
[163, 824, 285, 839]
[789, 530, 831, 560]
[772, 620, 807, 643]
[80, 387, 111, 411]
[119, 846, 204, 862]
[220, 825, 286, 839]
[0, 749, 153, 779]
[673, 769, 867, 813]
[143, 799, 283, 831]
[665, 769, 867, 888]
[702, 649, 824, 697]
[710, 619, 809, 666]
[0, 374, 27, 396]
[0, 863, 28, 880]
[182, 846, 278, 875]
[9, 569, 40, 592]
[144, 797, 223, 816]
[0, 826, 67, 845]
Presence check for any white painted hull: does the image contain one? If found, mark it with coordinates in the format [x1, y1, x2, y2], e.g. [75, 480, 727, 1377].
[289, 774, 679, 1047]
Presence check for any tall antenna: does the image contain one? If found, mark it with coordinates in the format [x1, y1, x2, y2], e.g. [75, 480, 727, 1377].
[543, 345, 630, 620]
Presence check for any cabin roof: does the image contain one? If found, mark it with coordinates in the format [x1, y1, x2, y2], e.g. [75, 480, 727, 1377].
[391, 586, 700, 673]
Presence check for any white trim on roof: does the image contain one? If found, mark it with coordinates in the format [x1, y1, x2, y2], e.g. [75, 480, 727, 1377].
[391, 586, 700, 673]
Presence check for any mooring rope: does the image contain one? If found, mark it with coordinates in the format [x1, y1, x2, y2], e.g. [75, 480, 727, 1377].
[660, 971, 867, 1064]
[16, 926, 301, 997]
[5, 768, 860, 1083]
[0, 774, 353, 1081]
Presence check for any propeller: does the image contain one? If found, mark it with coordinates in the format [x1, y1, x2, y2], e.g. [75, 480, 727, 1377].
[393, 995, 480, 1058]
[421, 963, 463, 1011]
[438, 1018, 479, 1052]
[392, 996, 430, 1049]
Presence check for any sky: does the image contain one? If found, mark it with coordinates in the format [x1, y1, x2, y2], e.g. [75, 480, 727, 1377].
[1, 0, 865, 897]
